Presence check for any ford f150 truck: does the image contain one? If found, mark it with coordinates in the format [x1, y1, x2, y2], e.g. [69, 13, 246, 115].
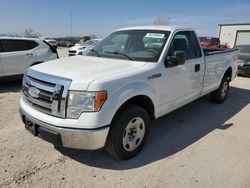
[20, 26, 239, 160]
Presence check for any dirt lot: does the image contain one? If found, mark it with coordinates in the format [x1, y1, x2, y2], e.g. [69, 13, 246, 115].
[57, 47, 69, 58]
[0, 49, 250, 187]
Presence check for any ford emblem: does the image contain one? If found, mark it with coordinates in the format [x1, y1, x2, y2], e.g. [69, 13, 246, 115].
[28, 87, 40, 98]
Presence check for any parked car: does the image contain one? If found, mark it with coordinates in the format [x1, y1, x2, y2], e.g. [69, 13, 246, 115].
[199, 36, 228, 49]
[236, 45, 250, 77]
[68, 39, 101, 56]
[0, 37, 58, 79]
[82, 36, 91, 42]
[45, 39, 58, 48]
[58, 41, 73, 47]
[20, 26, 238, 160]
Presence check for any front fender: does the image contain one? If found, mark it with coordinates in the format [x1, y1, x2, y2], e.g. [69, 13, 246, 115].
[105, 81, 159, 123]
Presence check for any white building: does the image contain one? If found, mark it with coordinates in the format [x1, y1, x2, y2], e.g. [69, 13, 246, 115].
[219, 23, 250, 48]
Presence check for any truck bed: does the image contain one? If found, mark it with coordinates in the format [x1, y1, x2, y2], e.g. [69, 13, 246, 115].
[203, 48, 238, 56]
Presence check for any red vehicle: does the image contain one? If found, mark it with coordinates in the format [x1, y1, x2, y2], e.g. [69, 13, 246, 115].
[199, 37, 229, 49]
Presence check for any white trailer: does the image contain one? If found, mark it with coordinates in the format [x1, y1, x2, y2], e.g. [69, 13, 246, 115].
[219, 23, 250, 48]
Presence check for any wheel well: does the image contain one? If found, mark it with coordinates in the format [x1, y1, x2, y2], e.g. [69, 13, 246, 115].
[115, 95, 155, 120]
[225, 67, 232, 81]
[30, 62, 43, 67]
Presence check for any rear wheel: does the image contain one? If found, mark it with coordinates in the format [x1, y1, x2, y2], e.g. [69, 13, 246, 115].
[105, 105, 149, 160]
[210, 76, 229, 103]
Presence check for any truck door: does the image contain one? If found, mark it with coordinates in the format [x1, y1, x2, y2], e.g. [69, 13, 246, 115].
[1, 39, 35, 76]
[160, 31, 204, 115]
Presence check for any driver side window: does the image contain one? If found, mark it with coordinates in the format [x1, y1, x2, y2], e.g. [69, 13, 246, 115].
[168, 31, 194, 60]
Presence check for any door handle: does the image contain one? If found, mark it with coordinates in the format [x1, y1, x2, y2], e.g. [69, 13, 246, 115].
[25, 53, 33, 57]
[195, 64, 200, 72]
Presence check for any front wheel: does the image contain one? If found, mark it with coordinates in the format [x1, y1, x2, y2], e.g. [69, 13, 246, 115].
[105, 105, 149, 160]
[210, 76, 229, 103]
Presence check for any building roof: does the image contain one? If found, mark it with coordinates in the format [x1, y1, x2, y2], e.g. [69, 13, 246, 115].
[219, 23, 250, 26]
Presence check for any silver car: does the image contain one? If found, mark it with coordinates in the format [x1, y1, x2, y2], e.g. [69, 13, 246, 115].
[236, 45, 250, 77]
[68, 39, 101, 56]
[0, 37, 58, 79]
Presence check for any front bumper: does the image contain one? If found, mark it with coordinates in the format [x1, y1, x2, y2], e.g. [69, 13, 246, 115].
[20, 107, 109, 150]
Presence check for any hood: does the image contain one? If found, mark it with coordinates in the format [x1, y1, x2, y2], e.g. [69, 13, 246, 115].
[30, 56, 147, 90]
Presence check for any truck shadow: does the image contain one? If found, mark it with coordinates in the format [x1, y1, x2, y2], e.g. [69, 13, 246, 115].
[57, 86, 250, 170]
[0, 79, 22, 93]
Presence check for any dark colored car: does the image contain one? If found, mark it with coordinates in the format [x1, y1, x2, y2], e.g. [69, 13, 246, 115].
[45, 39, 58, 48]
[82, 36, 91, 42]
[58, 41, 74, 47]
[236, 45, 250, 77]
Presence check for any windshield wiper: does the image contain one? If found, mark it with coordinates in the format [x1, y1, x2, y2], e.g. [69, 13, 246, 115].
[104, 51, 135, 61]
[89, 49, 100, 56]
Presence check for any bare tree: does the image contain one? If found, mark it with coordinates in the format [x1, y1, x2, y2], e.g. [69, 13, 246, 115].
[23, 28, 42, 38]
[7, 32, 22, 37]
[90, 34, 98, 39]
[154, 16, 171, 25]
[7, 28, 42, 38]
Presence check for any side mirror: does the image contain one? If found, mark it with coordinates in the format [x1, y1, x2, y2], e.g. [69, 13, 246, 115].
[165, 51, 186, 67]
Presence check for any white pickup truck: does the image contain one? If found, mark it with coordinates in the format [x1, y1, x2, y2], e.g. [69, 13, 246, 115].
[20, 26, 239, 160]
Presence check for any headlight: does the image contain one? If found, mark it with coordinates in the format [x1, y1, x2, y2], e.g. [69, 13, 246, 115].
[67, 91, 107, 119]
[22, 70, 28, 87]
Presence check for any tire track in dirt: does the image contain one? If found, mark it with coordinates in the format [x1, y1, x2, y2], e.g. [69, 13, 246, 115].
[0, 155, 68, 187]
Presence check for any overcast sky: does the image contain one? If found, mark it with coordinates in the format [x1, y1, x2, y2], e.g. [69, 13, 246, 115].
[0, 0, 250, 38]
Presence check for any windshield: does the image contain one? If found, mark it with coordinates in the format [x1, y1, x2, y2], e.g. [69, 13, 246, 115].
[87, 30, 170, 62]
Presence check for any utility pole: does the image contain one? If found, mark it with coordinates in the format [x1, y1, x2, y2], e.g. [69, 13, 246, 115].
[70, 12, 72, 36]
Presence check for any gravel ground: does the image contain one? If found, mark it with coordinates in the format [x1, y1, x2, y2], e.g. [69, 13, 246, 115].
[0, 49, 250, 187]
[57, 47, 69, 58]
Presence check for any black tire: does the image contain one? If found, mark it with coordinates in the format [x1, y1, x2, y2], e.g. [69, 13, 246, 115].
[210, 76, 230, 103]
[105, 104, 150, 160]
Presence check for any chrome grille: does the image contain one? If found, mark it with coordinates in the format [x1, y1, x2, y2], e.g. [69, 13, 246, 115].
[22, 69, 71, 118]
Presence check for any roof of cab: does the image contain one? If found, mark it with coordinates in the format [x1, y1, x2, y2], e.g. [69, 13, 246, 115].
[116, 25, 193, 32]
[0, 36, 43, 41]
